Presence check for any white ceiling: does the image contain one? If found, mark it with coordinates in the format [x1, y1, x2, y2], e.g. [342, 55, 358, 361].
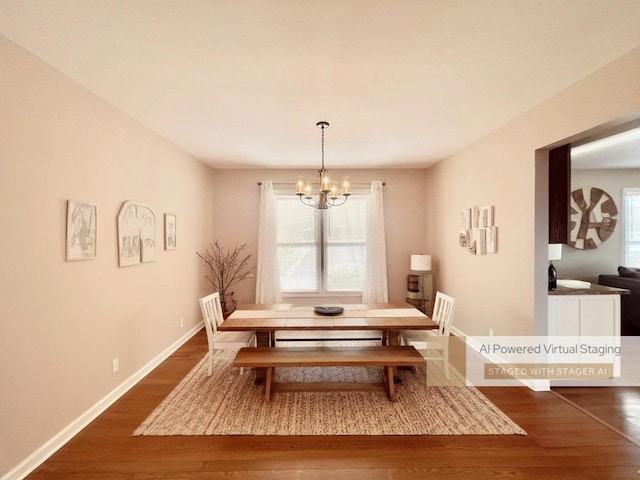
[572, 127, 640, 170]
[2, 0, 640, 169]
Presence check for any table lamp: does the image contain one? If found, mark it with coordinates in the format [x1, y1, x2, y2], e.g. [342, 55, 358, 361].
[548, 244, 562, 290]
[410, 254, 432, 272]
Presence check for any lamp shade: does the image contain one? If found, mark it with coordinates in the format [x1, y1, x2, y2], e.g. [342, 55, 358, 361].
[410, 254, 432, 271]
[548, 244, 562, 261]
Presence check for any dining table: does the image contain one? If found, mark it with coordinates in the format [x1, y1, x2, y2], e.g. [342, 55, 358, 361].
[218, 302, 438, 384]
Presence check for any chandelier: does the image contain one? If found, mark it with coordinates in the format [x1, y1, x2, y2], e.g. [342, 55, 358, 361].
[295, 121, 351, 209]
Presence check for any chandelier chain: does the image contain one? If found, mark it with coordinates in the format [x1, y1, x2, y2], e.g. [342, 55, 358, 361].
[320, 123, 325, 170]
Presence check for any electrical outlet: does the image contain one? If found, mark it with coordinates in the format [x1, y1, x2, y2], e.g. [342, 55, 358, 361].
[180, 317, 184, 327]
[112, 358, 119, 373]
[489, 329, 494, 337]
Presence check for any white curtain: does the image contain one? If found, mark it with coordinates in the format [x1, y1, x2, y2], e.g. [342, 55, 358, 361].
[255, 180, 282, 304]
[362, 180, 388, 303]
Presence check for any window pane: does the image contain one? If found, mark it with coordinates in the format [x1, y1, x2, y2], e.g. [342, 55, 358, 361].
[326, 245, 365, 291]
[325, 197, 366, 291]
[625, 242, 640, 268]
[624, 191, 640, 267]
[627, 194, 640, 241]
[278, 245, 317, 291]
[327, 198, 367, 243]
[277, 197, 315, 243]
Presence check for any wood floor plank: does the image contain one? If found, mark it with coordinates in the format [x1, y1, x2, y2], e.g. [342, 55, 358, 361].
[25, 330, 640, 479]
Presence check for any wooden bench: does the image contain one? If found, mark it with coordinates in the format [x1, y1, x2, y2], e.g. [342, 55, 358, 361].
[232, 346, 425, 402]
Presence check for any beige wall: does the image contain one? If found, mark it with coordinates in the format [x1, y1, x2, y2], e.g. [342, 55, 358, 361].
[0, 37, 215, 476]
[426, 46, 640, 337]
[208, 169, 429, 305]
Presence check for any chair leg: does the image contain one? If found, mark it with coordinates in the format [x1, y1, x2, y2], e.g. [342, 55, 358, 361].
[443, 344, 450, 379]
[208, 348, 214, 377]
[424, 356, 428, 384]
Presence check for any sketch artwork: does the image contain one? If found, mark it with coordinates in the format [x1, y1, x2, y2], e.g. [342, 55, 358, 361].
[459, 205, 498, 256]
[66, 200, 97, 261]
[472, 206, 480, 228]
[117, 201, 156, 267]
[480, 206, 494, 227]
[164, 213, 176, 250]
[461, 208, 471, 231]
[486, 226, 498, 254]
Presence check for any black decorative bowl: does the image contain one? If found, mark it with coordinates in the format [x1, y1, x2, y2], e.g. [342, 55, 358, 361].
[313, 306, 344, 316]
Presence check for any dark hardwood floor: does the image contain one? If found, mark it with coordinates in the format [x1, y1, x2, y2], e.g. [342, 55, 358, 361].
[27, 330, 640, 479]
[552, 386, 640, 447]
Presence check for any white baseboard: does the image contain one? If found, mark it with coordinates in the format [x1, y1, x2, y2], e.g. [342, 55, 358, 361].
[2, 324, 204, 480]
[450, 326, 550, 392]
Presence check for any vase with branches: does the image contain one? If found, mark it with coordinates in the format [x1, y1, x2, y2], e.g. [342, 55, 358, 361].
[196, 241, 254, 317]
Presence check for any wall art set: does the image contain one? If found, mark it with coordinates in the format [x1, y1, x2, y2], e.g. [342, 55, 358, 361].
[65, 199, 176, 266]
[459, 205, 498, 255]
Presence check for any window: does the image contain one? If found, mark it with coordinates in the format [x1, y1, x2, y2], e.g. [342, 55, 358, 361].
[623, 188, 640, 267]
[276, 195, 367, 293]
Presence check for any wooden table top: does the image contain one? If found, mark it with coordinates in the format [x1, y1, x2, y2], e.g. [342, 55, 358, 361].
[218, 304, 438, 332]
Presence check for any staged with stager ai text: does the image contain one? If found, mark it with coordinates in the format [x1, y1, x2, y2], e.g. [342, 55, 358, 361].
[460, 336, 638, 387]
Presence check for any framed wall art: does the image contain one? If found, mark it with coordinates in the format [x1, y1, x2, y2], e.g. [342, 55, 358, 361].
[164, 213, 176, 250]
[117, 201, 156, 267]
[66, 200, 97, 261]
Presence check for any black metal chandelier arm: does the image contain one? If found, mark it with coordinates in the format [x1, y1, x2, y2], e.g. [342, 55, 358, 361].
[326, 195, 349, 208]
[297, 192, 349, 209]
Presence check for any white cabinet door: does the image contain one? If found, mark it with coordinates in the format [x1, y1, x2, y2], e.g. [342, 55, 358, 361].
[548, 297, 580, 336]
[580, 296, 620, 337]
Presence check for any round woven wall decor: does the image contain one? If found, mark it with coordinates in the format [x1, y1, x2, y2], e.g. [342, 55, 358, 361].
[568, 187, 617, 250]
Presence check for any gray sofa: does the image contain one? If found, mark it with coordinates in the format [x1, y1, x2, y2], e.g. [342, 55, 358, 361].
[599, 267, 640, 336]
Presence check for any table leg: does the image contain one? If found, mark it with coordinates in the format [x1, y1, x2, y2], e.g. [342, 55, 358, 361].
[387, 329, 401, 346]
[387, 329, 404, 384]
[265, 366, 273, 401]
[385, 366, 396, 401]
[254, 331, 270, 385]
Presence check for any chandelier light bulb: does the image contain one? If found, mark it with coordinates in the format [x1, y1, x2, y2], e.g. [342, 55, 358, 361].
[342, 179, 351, 196]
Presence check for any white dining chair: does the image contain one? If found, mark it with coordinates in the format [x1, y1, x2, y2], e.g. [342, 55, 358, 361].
[400, 291, 457, 379]
[199, 292, 256, 376]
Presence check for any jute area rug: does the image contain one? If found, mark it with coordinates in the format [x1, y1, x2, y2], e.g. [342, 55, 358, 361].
[134, 349, 526, 436]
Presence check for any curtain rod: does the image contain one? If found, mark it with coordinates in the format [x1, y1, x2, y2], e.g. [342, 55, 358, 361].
[257, 181, 386, 186]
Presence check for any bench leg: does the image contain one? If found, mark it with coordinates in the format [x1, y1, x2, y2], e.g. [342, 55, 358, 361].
[387, 330, 405, 384]
[265, 367, 273, 401]
[385, 366, 396, 401]
[254, 332, 271, 385]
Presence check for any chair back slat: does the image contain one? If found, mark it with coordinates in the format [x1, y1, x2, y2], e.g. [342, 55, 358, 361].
[198, 292, 224, 340]
[432, 291, 456, 336]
